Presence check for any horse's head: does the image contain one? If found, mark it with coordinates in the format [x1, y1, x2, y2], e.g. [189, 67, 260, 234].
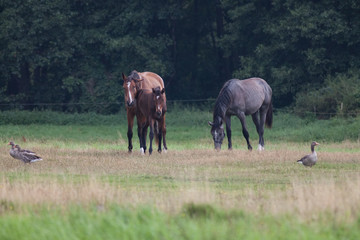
[152, 87, 166, 118]
[208, 120, 225, 151]
[122, 71, 143, 107]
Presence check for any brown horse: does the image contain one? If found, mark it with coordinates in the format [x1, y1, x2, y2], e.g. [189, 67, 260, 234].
[136, 87, 167, 155]
[122, 70, 166, 153]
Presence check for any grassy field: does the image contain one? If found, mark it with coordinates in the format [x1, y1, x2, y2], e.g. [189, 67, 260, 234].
[0, 109, 359, 239]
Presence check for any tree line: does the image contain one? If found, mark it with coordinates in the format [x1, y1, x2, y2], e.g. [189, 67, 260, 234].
[0, 0, 359, 115]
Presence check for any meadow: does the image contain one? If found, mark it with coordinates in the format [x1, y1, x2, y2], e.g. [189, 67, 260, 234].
[0, 108, 360, 239]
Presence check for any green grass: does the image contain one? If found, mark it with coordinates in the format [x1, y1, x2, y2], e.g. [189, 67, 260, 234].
[0, 109, 359, 148]
[1, 205, 359, 240]
[0, 109, 359, 239]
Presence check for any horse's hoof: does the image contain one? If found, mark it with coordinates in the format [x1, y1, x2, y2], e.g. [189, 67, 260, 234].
[248, 146, 253, 151]
[257, 144, 264, 151]
[162, 148, 167, 153]
[140, 148, 145, 155]
[228, 147, 233, 151]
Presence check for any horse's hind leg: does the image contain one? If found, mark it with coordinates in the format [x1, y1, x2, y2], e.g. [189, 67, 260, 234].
[238, 112, 252, 151]
[251, 111, 264, 151]
[258, 106, 268, 149]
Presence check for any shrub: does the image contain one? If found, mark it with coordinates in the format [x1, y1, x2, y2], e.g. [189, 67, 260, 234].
[294, 69, 360, 119]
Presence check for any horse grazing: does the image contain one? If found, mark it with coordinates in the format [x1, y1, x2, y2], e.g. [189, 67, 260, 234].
[136, 87, 167, 155]
[208, 78, 272, 151]
[122, 70, 165, 153]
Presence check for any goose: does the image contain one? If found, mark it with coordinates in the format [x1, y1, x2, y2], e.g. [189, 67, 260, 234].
[8, 142, 43, 163]
[15, 144, 43, 163]
[297, 141, 319, 167]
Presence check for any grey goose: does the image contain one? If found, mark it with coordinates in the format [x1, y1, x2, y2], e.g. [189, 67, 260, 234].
[297, 141, 319, 167]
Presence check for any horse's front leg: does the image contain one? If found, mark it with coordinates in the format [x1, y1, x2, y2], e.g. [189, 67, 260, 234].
[143, 126, 148, 153]
[140, 126, 148, 155]
[238, 112, 252, 151]
[225, 114, 232, 150]
[137, 120, 145, 155]
[157, 117, 167, 153]
[137, 124, 142, 153]
[157, 121, 162, 153]
[127, 109, 135, 153]
[161, 116, 167, 152]
[149, 119, 155, 155]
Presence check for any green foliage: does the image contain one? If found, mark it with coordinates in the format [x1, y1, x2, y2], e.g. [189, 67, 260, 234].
[231, 0, 360, 107]
[294, 69, 360, 118]
[0, 0, 359, 112]
[0, 0, 175, 113]
[271, 112, 360, 142]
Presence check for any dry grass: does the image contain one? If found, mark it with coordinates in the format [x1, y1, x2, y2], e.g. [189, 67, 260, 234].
[1, 141, 360, 221]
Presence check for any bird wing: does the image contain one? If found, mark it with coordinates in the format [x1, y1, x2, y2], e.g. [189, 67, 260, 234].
[20, 149, 37, 155]
[19, 152, 42, 163]
[298, 154, 309, 162]
[297, 154, 311, 166]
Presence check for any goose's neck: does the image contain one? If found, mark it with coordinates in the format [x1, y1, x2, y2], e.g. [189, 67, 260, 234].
[311, 146, 317, 157]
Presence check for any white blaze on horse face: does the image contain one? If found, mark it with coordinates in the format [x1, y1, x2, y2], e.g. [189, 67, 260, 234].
[127, 82, 133, 104]
[155, 98, 162, 114]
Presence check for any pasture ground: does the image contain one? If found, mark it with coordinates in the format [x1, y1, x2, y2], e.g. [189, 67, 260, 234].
[0, 110, 359, 239]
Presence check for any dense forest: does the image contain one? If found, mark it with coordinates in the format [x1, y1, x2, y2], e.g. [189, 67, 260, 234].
[0, 0, 359, 115]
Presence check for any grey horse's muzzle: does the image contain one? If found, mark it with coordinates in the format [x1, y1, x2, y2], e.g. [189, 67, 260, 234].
[214, 142, 221, 151]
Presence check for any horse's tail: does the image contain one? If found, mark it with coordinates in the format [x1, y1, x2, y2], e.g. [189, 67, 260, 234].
[154, 121, 160, 146]
[265, 100, 273, 128]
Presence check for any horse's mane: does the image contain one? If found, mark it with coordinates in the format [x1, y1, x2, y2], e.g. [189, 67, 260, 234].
[213, 80, 233, 124]
[129, 70, 141, 81]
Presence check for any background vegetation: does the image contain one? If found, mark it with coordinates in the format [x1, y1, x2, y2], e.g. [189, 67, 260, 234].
[1, 109, 360, 145]
[1, 1, 359, 238]
[1, 0, 359, 116]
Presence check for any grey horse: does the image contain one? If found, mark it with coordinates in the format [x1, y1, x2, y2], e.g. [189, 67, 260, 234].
[208, 78, 273, 151]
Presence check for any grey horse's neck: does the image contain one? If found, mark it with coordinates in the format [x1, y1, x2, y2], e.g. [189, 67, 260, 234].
[213, 85, 232, 126]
